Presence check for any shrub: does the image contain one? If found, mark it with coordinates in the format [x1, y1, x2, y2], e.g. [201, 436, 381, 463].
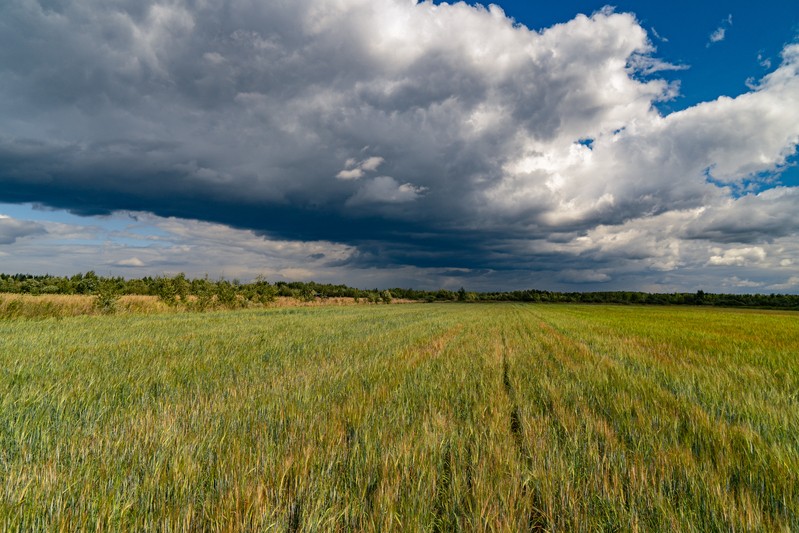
[154, 276, 178, 306]
[215, 280, 240, 308]
[247, 277, 278, 305]
[295, 287, 316, 303]
[94, 281, 120, 314]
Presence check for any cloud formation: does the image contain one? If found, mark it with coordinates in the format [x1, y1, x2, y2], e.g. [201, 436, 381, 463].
[709, 28, 726, 44]
[0, 214, 46, 244]
[0, 0, 798, 290]
[336, 156, 385, 180]
[708, 14, 733, 45]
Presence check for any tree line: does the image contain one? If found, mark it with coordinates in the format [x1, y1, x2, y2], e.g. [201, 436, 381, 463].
[1, 272, 798, 310]
[0, 272, 393, 309]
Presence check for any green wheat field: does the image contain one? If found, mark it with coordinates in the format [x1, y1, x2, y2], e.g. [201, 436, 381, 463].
[1, 303, 798, 531]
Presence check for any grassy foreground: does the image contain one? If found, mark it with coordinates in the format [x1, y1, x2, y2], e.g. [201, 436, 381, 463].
[1, 304, 797, 531]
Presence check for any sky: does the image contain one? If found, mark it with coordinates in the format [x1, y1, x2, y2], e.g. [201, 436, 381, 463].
[1, 0, 798, 292]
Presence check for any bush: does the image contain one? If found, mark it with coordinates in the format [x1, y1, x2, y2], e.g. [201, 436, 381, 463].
[190, 277, 215, 311]
[295, 287, 316, 303]
[246, 277, 278, 305]
[94, 281, 120, 314]
[216, 280, 239, 308]
[154, 276, 178, 306]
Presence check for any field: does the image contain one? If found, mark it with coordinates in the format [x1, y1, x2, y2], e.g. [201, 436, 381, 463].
[1, 303, 798, 531]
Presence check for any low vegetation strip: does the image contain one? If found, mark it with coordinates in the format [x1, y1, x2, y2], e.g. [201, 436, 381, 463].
[1, 304, 797, 530]
[0, 294, 407, 320]
[3, 271, 799, 311]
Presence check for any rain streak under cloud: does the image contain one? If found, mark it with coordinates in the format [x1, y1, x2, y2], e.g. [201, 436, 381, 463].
[0, 0, 798, 292]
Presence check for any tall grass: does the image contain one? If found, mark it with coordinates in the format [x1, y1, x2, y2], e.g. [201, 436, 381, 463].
[1, 304, 797, 530]
[0, 294, 172, 319]
[0, 294, 392, 320]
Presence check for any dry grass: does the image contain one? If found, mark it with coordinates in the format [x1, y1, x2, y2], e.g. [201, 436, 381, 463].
[0, 294, 172, 318]
[0, 294, 413, 319]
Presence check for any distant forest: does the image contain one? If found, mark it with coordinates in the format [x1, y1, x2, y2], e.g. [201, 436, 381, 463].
[1, 272, 798, 311]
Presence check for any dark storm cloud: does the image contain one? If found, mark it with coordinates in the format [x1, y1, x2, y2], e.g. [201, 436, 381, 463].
[1, 0, 798, 286]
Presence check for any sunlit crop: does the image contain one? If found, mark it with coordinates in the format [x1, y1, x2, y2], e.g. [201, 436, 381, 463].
[1, 304, 797, 530]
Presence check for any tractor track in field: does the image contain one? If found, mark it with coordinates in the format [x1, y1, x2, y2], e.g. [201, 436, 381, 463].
[500, 332, 548, 532]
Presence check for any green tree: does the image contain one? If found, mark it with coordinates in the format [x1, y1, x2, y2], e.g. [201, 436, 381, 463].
[190, 276, 215, 311]
[75, 271, 99, 294]
[247, 276, 278, 305]
[154, 276, 178, 306]
[296, 287, 316, 303]
[216, 280, 239, 308]
[94, 280, 120, 314]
